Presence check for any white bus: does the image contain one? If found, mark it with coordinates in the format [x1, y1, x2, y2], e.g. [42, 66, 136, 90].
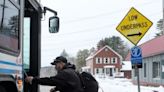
[0, 0, 59, 92]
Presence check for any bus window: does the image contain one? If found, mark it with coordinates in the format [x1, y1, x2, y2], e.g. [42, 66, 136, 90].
[23, 18, 30, 70]
[0, 0, 19, 55]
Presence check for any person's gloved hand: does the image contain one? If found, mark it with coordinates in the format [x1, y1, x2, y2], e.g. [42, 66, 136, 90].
[50, 87, 59, 92]
[25, 76, 33, 84]
[50, 88, 55, 92]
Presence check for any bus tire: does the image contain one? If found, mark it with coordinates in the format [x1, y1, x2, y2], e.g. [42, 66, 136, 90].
[0, 86, 6, 92]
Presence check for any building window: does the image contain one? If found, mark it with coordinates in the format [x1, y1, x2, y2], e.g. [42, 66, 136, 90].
[98, 58, 100, 64]
[0, 0, 20, 55]
[105, 58, 108, 63]
[96, 68, 99, 74]
[111, 57, 117, 64]
[95, 68, 104, 74]
[102, 68, 104, 73]
[144, 63, 146, 77]
[152, 62, 160, 78]
[106, 68, 110, 74]
[96, 57, 102, 64]
[103, 57, 110, 64]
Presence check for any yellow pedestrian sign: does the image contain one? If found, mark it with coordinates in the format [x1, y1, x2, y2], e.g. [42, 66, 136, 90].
[116, 7, 153, 46]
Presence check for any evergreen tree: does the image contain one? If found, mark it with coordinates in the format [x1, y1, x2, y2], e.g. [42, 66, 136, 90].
[89, 47, 96, 54]
[97, 36, 129, 60]
[60, 50, 76, 64]
[60, 49, 69, 58]
[76, 49, 89, 71]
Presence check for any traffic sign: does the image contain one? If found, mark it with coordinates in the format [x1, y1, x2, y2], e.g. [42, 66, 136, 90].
[116, 7, 153, 46]
[131, 46, 142, 68]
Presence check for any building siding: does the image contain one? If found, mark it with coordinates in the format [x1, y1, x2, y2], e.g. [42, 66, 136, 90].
[132, 54, 164, 86]
[124, 71, 131, 79]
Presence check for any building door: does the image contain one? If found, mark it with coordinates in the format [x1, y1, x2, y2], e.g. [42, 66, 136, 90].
[110, 68, 113, 76]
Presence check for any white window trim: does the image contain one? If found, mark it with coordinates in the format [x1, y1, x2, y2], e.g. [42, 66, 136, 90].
[152, 61, 160, 78]
[111, 57, 117, 64]
[108, 58, 110, 64]
[96, 57, 102, 64]
[100, 57, 102, 64]
[103, 58, 106, 64]
[103, 57, 109, 64]
[153, 77, 161, 80]
[96, 57, 98, 64]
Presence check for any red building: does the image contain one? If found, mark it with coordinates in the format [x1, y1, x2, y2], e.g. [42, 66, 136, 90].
[83, 45, 123, 77]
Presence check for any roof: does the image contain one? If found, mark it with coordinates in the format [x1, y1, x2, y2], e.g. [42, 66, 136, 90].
[126, 35, 164, 60]
[120, 61, 132, 71]
[86, 45, 122, 61]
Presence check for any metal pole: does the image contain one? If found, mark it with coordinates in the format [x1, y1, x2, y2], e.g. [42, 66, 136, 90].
[135, 65, 141, 92]
[163, 0, 164, 34]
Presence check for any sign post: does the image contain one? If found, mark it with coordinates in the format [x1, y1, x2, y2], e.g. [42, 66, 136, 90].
[135, 64, 141, 92]
[131, 46, 142, 92]
[116, 7, 152, 92]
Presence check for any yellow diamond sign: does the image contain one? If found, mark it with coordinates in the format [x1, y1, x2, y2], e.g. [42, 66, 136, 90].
[116, 7, 153, 45]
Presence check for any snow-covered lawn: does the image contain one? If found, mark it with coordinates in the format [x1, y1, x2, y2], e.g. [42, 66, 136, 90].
[97, 77, 164, 92]
[40, 77, 164, 92]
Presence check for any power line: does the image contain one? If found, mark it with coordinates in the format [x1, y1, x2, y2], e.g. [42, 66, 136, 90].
[41, 1, 161, 37]
[42, 10, 162, 49]
[62, 0, 160, 24]
[41, 1, 162, 48]
[45, 11, 162, 37]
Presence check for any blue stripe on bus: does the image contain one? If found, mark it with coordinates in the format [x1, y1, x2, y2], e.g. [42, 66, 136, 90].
[0, 68, 17, 74]
[0, 60, 22, 67]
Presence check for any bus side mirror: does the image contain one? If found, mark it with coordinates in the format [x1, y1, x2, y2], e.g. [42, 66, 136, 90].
[49, 16, 59, 33]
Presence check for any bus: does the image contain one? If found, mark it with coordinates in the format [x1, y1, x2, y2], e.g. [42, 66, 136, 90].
[0, 0, 59, 92]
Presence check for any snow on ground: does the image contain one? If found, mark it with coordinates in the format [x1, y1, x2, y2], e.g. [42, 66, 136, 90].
[96, 77, 164, 92]
[40, 77, 164, 92]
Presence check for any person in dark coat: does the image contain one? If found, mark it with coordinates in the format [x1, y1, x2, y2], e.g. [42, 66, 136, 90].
[25, 56, 83, 92]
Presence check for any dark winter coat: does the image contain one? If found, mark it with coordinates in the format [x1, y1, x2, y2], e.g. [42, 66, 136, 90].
[32, 63, 83, 92]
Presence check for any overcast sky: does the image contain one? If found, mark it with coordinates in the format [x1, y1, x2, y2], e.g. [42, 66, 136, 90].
[40, 0, 162, 66]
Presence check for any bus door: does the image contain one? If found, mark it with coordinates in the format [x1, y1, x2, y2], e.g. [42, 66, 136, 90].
[23, 0, 42, 92]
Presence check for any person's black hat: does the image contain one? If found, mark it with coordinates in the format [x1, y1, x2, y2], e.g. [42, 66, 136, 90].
[51, 56, 67, 65]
